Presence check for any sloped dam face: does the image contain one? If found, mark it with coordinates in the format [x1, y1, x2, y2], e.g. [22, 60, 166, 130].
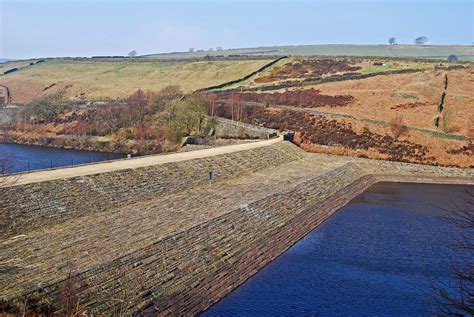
[202, 182, 474, 316]
[1, 140, 473, 315]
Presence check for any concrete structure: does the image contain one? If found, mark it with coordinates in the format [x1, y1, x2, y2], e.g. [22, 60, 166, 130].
[0, 139, 473, 315]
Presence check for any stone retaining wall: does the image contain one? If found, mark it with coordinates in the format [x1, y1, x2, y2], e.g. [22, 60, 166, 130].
[214, 117, 278, 139]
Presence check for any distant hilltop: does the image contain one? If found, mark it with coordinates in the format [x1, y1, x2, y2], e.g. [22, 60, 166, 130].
[146, 44, 474, 62]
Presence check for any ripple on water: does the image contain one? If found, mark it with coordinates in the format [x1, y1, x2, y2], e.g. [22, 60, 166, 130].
[201, 182, 474, 316]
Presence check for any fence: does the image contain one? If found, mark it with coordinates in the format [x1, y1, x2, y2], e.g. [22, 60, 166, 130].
[0, 154, 123, 175]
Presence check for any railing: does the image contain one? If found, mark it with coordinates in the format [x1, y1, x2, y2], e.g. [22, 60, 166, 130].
[0, 154, 122, 175]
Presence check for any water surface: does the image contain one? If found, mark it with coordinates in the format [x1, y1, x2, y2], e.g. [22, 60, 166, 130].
[202, 182, 473, 316]
[0, 143, 124, 174]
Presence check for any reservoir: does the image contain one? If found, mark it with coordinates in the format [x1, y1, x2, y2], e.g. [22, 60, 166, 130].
[202, 182, 474, 316]
[0, 143, 125, 174]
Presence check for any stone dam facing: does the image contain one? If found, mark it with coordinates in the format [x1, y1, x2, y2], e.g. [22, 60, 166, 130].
[202, 182, 474, 315]
[0, 139, 473, 315]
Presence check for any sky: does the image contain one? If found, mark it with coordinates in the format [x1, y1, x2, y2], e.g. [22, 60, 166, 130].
[0, 0, 473, 59]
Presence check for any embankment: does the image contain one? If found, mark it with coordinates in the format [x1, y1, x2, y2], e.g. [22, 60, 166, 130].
[0, 140, 301, 237]
[0, 140, 472, 315]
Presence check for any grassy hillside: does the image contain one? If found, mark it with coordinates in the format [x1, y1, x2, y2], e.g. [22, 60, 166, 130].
[147, 44, 474, 61]
[0, 58, 272, 103]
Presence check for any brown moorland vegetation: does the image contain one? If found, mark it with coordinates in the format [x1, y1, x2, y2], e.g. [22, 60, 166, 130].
[213, 106, 428, 162]
[215, 88, 354, 108]
[299, 67, 473, 136]
[390, 101, 427, 110]
[254, 57, 362, 83]
[211, 101, 472, 167]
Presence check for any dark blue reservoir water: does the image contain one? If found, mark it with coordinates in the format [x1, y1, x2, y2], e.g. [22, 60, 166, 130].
[202, 183, 474, 316]
[0, 143, 125, 174]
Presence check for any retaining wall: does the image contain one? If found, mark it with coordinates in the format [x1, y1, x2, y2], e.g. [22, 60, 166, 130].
[214, 117, 278, 139]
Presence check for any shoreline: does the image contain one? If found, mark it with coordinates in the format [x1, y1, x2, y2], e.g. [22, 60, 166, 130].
[0, 135, 157, 155]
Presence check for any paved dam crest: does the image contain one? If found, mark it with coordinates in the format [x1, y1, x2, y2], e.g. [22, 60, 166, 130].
[5, 137, 283, 187]
[0, 139, 473, 315]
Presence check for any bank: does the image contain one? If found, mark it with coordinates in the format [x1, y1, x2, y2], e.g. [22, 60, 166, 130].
[0, 139, 472, 315]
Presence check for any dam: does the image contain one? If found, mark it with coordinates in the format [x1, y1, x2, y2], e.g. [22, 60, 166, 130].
[1, 138, 473, 315]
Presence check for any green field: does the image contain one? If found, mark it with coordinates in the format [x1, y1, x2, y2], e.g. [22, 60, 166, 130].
[1, 44, 472, 104]
[0, 58, 272, 102]
[147, 44, 474, 61]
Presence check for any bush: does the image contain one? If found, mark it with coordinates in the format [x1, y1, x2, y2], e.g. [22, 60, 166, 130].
[447, 54, 458, 62]
[28, 92, 68, 123]
[389, 115, 407, 139]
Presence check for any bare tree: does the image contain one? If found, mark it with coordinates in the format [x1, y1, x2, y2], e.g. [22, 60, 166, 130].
[206, 93, 217, 117]
[431, 189, 474, 315]
[414, 36, 428, 45]
[128, 50, 138, 58]
[388, 37, 397, 45]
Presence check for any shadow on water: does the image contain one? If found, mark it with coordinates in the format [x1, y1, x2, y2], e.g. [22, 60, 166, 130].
[201, 182, 474, 316]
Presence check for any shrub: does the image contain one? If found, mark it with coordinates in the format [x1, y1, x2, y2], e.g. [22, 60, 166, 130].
[447, 54, 458, 62]
[111, 129, 129, 147]
[28, 92, 68, 123]
[389, 115, 407, 139]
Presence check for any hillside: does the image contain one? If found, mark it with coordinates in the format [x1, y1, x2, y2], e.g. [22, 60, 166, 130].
[208, 56, 473, 167]
[0, 53, 472, 167]
[0, 58, 272, 103]
[147, 44, 474, 61]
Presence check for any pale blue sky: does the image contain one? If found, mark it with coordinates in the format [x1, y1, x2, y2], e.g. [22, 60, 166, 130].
[1, 0, 473, 59]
